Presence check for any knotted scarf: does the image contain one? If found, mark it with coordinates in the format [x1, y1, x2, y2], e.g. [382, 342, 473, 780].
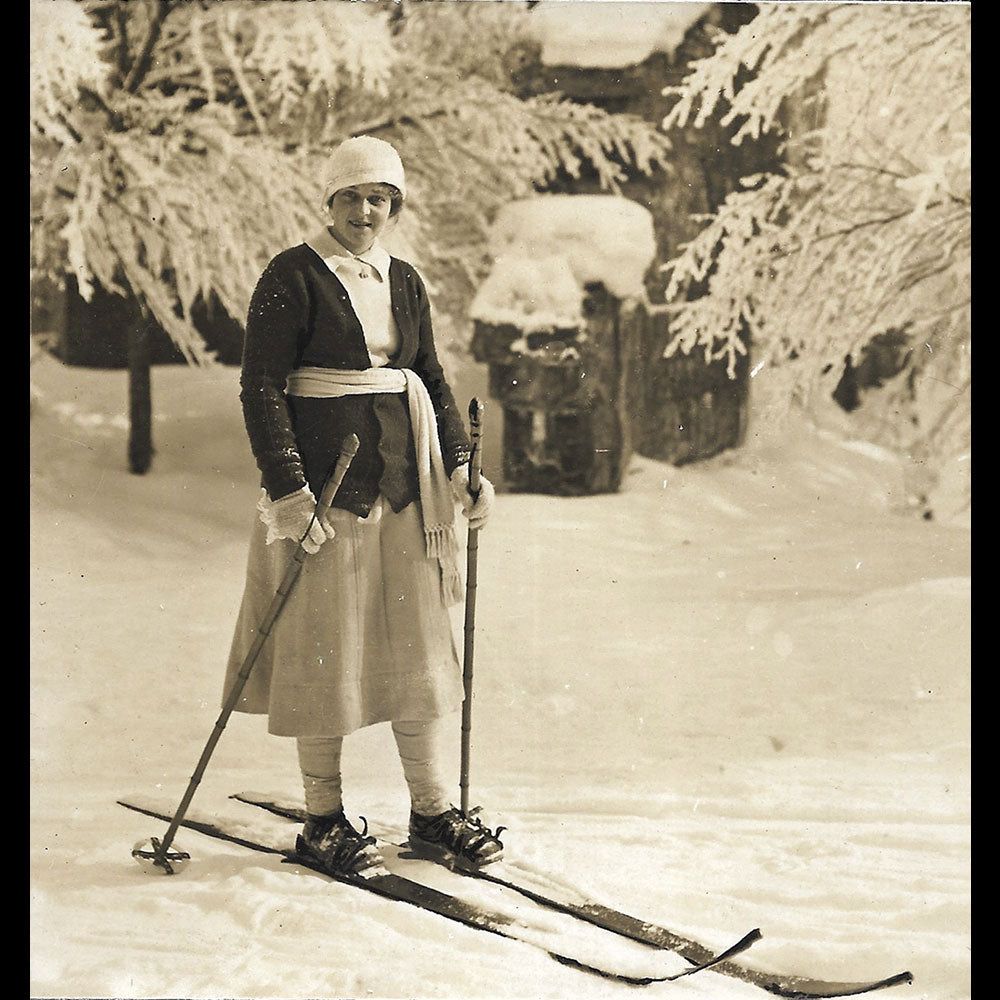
[284, 366, 463, 605]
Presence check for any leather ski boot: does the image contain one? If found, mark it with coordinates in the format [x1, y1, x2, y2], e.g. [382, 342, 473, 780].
[296, 809, 384, 876]
[408, 806, 505, 870]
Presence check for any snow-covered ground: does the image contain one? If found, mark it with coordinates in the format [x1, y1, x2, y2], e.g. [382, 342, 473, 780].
[29, 351, 970, 1000]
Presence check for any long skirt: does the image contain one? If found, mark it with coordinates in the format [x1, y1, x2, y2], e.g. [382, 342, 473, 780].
[223, 497, 464, 737]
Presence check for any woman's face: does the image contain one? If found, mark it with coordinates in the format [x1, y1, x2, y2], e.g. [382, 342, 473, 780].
[327, 184, 395, 254]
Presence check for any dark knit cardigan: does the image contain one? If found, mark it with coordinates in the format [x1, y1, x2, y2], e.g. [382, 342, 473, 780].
[239, 243, 470, 518]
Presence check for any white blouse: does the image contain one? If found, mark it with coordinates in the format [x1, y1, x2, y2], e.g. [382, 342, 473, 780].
[304, 228, 402, 368]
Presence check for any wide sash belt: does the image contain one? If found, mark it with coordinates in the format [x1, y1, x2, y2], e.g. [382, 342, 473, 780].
[285, 366, 406, 398]
[284, 365, 462, 606]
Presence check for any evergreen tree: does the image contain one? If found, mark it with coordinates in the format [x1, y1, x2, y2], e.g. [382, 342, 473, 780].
[30, 0, 673, 364]
[658, 3, 970, 513]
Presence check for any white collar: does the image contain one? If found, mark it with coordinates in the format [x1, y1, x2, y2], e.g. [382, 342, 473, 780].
[305, 228, 391, 282]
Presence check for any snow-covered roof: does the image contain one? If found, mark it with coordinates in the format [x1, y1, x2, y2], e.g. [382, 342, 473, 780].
[526, 1, 712, 69]
[470, 194, 656, 331]
[470, 253, 585, 332]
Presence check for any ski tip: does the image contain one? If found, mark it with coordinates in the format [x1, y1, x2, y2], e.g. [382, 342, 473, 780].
[708, 927, 763, 966]
[668, 926, 764, 982]
[831, 969, 915, 997]
[764, 968, 915, 998]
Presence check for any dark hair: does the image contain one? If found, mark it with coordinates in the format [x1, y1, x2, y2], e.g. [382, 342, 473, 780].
[327, 183, 404, 218]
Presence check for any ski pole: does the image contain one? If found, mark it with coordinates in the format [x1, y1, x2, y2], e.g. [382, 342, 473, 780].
[138, 433, 360, 874]
[459, 399, 484, 816]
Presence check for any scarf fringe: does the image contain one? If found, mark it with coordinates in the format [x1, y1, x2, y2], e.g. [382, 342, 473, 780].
[425, 524, 458, 560]
[428, 524, 463, 605]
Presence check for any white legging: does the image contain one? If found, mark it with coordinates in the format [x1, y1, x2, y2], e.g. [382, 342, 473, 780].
[297, 717, 452, 819]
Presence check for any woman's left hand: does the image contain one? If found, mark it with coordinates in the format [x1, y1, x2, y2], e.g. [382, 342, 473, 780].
[450, 464, 495, 531]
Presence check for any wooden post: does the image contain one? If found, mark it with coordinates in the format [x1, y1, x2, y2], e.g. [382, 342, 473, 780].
[127, 316, 153, 475]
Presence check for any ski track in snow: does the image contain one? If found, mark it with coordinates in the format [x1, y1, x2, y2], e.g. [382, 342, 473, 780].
[30, 357, 970, 999]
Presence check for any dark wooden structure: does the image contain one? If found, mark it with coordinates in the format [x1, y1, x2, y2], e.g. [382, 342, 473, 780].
[33, 276, 244, 369]
[489, 3, 775, 480]
[621, 302, 749, 466]
[471, 284, 637, 495]
[471, 281, 749, 494]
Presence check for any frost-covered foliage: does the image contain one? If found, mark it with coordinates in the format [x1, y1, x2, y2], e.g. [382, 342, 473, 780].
[30, 0, 672, 362]
[31, 0, 393, 363]
[659, 3, 970, 511]
[29, 0, 108, 145]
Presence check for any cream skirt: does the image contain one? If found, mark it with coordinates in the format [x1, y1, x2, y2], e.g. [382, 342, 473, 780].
[223, 498, 464, 737]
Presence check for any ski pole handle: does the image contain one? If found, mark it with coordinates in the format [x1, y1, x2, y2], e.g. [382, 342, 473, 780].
[317, 433, 360, 518]
[468, 398, 484, 502]
[291, 433, 360, 564]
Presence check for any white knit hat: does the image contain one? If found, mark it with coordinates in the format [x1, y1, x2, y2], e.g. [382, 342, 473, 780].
[322, 136, 407, 210]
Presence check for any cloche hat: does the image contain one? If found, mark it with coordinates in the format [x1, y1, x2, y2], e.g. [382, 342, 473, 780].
[322, 135, 407, 210]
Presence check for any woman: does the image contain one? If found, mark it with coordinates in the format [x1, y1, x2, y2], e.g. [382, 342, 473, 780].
[224, 135, 502, 877]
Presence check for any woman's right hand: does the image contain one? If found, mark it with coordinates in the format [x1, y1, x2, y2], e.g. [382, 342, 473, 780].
[262, 486, 336, 554]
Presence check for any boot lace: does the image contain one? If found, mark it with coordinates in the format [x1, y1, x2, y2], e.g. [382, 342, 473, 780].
[427, 806, 505, 859]
[306, 812, 381, 874]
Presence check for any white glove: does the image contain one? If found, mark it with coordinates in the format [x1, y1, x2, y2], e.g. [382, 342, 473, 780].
[450, 464, 495, 532]
[259, 486, 336, 554]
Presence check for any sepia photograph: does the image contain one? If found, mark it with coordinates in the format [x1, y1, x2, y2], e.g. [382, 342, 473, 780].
[29, 1, 971, 998]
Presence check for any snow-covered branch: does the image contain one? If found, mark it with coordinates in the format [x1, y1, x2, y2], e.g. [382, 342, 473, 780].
[657, 2, 970, 509]
[32, 0, 674, 362]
